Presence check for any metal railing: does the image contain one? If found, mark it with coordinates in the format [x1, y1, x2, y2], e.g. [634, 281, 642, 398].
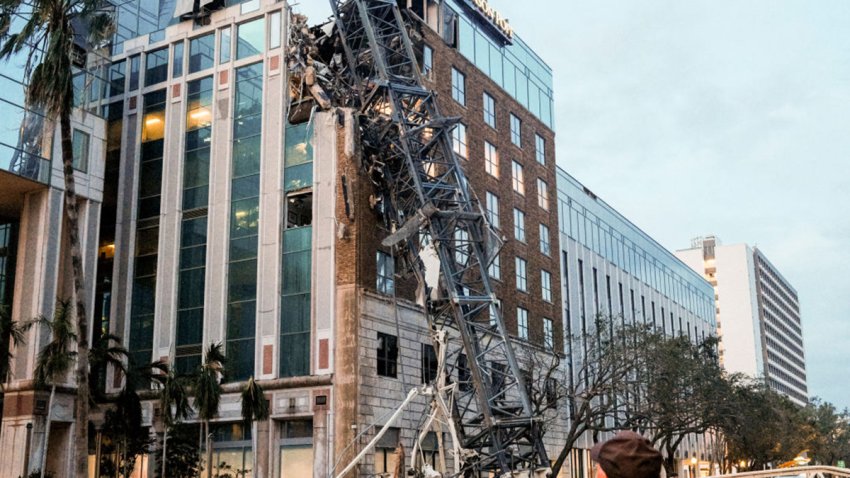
[708, 466, 850, 478]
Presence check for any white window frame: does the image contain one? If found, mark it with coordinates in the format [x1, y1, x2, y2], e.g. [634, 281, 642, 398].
[483, 91, 496, 128]
[513, 209, 526, 243]
[539, 223, 551, 256]
[451, 67, 465, 105]
[535, 133, 545, 164]
[517, 307, 529, 340]
[512, 160, 525, 195]
[485, 192, 499, 229]
[537, 178, 549, 211]
[541, 270, 552, 303]
[452, 123, 468, 159]
[543, 318, 554, 349]
[510, 113, 522, 147]
[485, 141, 499, 178]
[515, 257, 528, 292]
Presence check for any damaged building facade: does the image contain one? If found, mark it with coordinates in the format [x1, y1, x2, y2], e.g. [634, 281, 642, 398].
[1, 0, 567, 477]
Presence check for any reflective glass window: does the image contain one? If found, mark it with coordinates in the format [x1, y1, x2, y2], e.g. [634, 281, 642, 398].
[144, 47, 168, 86]
[237, 18, 265, 59]
[189, 33, 215, 73]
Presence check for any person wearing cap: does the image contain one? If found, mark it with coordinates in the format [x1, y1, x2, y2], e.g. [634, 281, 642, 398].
[590, 431, 664, 478]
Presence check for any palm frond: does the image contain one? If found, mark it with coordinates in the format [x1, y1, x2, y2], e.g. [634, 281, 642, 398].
[240, 376, 269, 425]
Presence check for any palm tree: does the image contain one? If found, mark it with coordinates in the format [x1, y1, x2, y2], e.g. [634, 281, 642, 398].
[0, 303, 26, 383]
[150, 362, 191, 478]
[195, 343, 225, 478]
[239, 376, 268, 478]
[24, 300, 77, 478]
[88, 332, 127, 401]
[0, 2, 112, 477]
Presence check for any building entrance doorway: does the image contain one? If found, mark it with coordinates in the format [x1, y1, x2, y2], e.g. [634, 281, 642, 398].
[278, 419, 313, 477]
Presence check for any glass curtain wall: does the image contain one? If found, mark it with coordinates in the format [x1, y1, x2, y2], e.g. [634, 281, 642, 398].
[280, 121, 313, 378]
[129, 89, 167, 371]
[175, 76, 214, 374]
[226, 62, 264, 381]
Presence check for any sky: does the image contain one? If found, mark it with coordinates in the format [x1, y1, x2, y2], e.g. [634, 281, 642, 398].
[294, 1, 850, 409]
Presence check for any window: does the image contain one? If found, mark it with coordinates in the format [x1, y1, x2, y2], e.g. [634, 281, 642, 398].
[220, 27, 232, 63]
[128, 55, 140, 91]
[375, 427, 400, 474]
[144, 48, 168, 86]
[515, 257, 527, 292]
[451, 67, 465, 105]
[422, 44, 433, 77]
[452, 123, 467, 159]
[485, 192, 499, 228]
[539, 224, 551, 256]
[517, 307, 529, 340]
[511, 161, 524, 195]
[72, 129, 90, 172]
[483, 92, 495, 128]
[421, 344, 438, 384]
[535, 134, 546, 164]
[172, 41, 184, 78]
[513, 209, 525, 242]
[537, 179, 549, 210]
[489, 253, 501, 280]
[510, 114, 522, 147]
[541, 270, 552, 302]
[484, 141, 498, 177]
[454, 228, 469, 265]
[189, 33, 215, 73]
[237, 18, 265, 59]
[269, 11, 282, 49]
[377, 251, 395, 295]
[543, 318, 554, 349]
[107, 60, 125, 97]
[488, 304, 498, 327]
[377, 332, 398, 378]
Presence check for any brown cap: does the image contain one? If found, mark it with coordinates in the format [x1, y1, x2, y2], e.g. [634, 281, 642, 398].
[590, 431, 663, 478]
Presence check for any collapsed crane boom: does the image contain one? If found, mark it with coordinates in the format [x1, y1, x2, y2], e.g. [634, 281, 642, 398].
[326, 0, 550, 475]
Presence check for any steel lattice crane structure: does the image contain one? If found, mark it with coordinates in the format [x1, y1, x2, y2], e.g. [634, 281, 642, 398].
[323, 0, 551, 476]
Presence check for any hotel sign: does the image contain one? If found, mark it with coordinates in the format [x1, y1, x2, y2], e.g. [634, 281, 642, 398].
[462, 0, 514, 44]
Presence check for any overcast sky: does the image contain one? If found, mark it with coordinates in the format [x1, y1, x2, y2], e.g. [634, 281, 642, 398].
[295, 1, 850, 409]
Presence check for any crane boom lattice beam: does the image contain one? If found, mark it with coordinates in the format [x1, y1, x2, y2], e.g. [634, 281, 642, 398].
[327, 1, 550, 475]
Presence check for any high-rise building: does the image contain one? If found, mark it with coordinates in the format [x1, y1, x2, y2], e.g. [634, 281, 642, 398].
[676, 236, 808, 406]
[0, 0, 566, 476]
[557, 168, 717, 477]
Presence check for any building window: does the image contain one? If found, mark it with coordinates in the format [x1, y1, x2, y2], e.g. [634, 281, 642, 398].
[517, 307, 529, 340]
[377, 251, 395, 295]
[375, 427, 400, 474]
[535, 134, 545, 164]
[220, 27, 232, 63]
[269, 11, 282, 49]
[541, 270, 552, 303]
[172, 41, 184, 78]
[237, 18, 265, 60]
[422, 44, 433, 77]
[513, 209, 525, 242]
[485, 192, 499, 228]
[189, 33, 215, 73]
[488, 304, 499, 327]
[128, 55, 140, 91]
[451, 67, 465, 105]
[72, 129, 90, 172]
[144, 47, 168, 86]
[543, 317, 554, 349]
[539, 223, 551, 256]
[483, 92, 496, 128]
[511, 160, 524, 195]
[421, 343, 438, 384]
[452, 123, 467, 159]
[510, 113, 522, 147]
[377, 332, 398, 378]
[489, 253, 501, 280]
[516, 257, 528, 292]
[537, 179, 549, 211]
[484, 141, 498, 177]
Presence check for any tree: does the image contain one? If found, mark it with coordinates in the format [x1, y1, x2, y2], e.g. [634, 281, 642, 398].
[24, 300, 77, 478]
[195, 343, 226, 478]
[802, 398, 850, 466]
[150, 361, 192, 478]
[240, 375, 269, 426]
[88, 332, 127, 401]
[625, 330, 728, 477]
[536, 319, 647, 477]
[0, 303, 26, 382]
[0, 2, 112, 476]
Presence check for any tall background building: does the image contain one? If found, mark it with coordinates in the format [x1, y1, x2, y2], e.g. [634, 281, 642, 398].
[557, 169, 718, 477]
[676, 236, 808, 406]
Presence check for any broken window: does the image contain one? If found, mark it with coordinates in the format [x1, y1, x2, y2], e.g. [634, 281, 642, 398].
[421, 343, 438, 384]
[375, 427, 401, 474]
[377, 332, 398, 378]
[286, 193, 312, 229]
[377, 251, 395, 295]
